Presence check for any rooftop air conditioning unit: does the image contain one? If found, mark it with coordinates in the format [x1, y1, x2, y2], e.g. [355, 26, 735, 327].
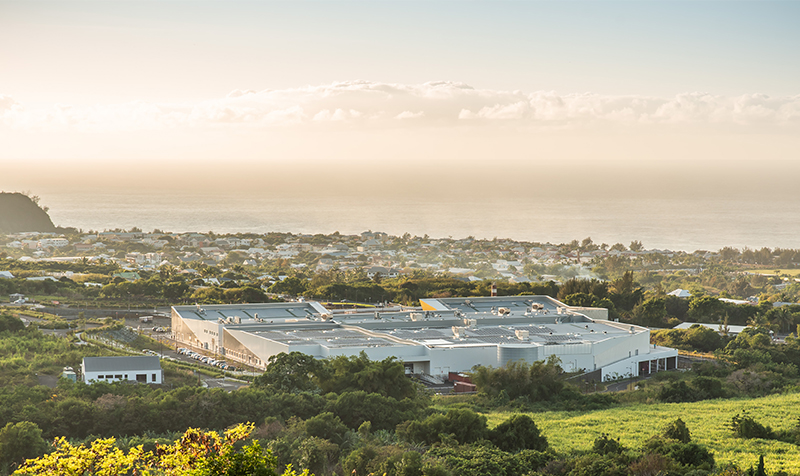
[498, 307, 510, 316]
[515, 329, 530, 340]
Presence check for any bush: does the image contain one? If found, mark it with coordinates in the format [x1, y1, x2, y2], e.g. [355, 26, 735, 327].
[663, 418, 691, 443]
[569, 453, 628, 476]
[489, 414, 548, 453]
[730, 413, 774, 439]
[397, 408, 488, 446]
[0, 421, 49, 474]
[326, 391, 424, 431]
[642, 437, 715, 470]
[658, 381, 700, 403]
[592, 434, 624, 455]
[426, 444, 551, 476]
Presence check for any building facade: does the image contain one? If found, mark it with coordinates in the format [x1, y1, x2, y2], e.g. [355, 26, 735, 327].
[81, 356, 163, 384]
[171, 296, 677, 382]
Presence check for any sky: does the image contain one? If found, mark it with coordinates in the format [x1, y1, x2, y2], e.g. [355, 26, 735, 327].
[1, 0, 799, 198]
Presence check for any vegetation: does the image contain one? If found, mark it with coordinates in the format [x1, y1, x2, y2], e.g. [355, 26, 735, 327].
[509, 392, 800, 474]
[3, 315, 800, 476]
[0, 193, 55, 234]
[14, 423, 309, 476]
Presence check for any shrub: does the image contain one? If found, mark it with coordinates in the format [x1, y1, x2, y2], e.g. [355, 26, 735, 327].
[397, 408, 488, 446]
[663, 418, 691, 443]
[730, 413, 774, 439]
[592, 434, 624, 455]
[489, 414, 548, 453]
[642, 437, 715, 470]
[570, 453, 628, 476]
[657, 381, 699, 403]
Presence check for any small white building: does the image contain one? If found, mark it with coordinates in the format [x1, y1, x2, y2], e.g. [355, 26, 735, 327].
[81, 356, 163, 384]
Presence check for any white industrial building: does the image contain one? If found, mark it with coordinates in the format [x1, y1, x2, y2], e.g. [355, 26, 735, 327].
[81, 356, 163, 384]
[171, 296, 677, 382]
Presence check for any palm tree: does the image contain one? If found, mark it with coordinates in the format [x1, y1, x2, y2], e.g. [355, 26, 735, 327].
[768, 307, 794, 333]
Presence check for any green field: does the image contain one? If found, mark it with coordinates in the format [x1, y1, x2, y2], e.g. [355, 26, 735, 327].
[484, 392, 800, 474]
[747, 269, 800, 278]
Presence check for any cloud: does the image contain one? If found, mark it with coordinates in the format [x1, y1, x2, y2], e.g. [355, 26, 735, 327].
[0, 95, 19, 111]
[395, 110, 424, 120]
[1, 82, 799, 132]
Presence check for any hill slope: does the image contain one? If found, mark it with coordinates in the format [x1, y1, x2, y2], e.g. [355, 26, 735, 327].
[0, 192, 56, 233]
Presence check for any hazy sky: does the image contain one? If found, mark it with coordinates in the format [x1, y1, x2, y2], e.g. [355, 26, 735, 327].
[1, 1, 798, 196]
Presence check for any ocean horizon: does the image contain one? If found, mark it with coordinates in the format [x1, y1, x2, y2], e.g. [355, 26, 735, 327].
[33, 190, 800, 253]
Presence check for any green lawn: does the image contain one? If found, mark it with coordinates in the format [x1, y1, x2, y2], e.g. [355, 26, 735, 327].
[484, 392, 800, 474]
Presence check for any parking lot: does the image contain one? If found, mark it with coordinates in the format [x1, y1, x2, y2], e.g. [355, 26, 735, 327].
[174, 347, 239, 372]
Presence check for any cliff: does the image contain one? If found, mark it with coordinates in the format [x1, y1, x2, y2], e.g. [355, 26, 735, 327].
[0, 192, 57, 233]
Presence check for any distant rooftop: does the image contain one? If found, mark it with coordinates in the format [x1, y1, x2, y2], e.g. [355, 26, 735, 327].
[172, 302, 328, 324]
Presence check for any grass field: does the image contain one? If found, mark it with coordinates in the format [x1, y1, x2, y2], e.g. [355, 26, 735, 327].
[483, 392, 800, 474]
[746, 269, 800, 278]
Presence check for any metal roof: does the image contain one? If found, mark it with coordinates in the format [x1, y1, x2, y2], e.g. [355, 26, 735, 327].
[83, 356, 162, 372]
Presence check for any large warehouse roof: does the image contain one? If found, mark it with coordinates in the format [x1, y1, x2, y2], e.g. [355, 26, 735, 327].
[171, 296, 676, 381]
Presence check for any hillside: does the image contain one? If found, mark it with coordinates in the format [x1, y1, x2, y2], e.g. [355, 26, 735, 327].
[0, 192, 56, 233]
[484, 392, 800, 474]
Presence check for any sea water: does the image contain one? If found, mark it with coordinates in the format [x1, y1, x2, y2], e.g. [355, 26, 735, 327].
[37, 190, 800, 252]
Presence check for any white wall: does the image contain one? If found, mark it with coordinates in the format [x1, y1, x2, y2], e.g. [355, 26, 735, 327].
[83, 369, 162, 384]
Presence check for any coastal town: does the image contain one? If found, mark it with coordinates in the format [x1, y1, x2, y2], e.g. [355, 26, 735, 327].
[1, 227, 798, 307]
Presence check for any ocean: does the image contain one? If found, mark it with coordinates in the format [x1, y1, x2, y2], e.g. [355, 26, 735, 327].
[37, 190, 800, 253]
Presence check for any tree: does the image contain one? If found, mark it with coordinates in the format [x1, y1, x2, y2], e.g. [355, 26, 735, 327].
[629, 240, 644, 252]
[0, 421, 48, 474]
[471, 356, 565, 402]
[252, 352, 324, 394]
[319, 352, 415, 400]
[304, 412, 348, 445]
[609, 271, 644, 312]
[766, 306, 794, 333]
[688, 296, 725, 323]
[755, 455, 767, 476]
[269, 277, 308, 296]
[0, 314, 25, 333]
[631, 297, 668, 328]
[562, 292, 600, 308]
